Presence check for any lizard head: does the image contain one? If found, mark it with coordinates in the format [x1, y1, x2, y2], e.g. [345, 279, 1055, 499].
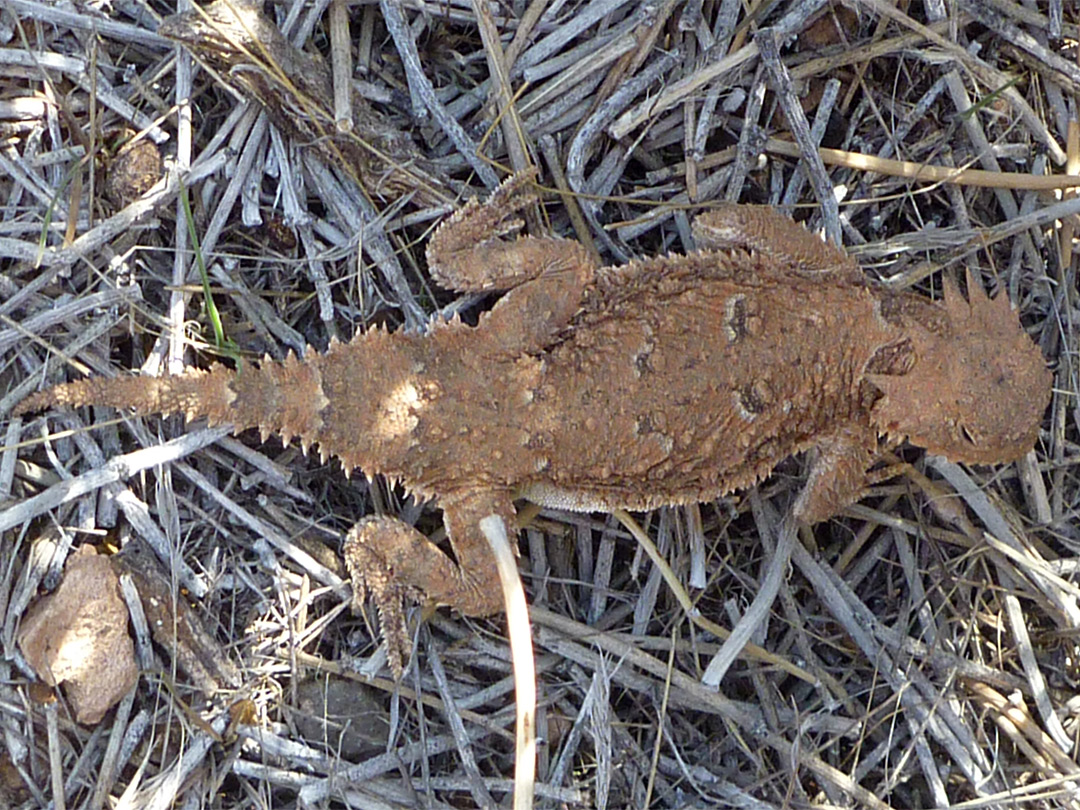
[867, 270, 1051, 464]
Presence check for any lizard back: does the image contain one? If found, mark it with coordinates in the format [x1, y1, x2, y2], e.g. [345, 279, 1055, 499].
[514, 249, 901, 511]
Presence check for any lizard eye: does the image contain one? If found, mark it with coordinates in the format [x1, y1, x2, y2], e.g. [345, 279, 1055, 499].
[866, 338, 916, 377]
[960, 424, 978, 446]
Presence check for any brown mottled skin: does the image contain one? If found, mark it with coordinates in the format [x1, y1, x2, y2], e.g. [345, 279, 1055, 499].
[14, 173, 1052, 675]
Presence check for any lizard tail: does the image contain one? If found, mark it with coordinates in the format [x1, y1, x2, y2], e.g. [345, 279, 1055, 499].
[13, 365, 238, 424]
[14, 352, 328, 451]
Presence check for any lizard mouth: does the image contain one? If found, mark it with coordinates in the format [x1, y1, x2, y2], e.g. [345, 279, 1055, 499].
[870, 371, 1047, 465]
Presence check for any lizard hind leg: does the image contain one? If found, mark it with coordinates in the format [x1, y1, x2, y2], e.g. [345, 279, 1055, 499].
[344, 516, 427, 678]
[426, 169, 541, 292]
[428, 168, 596, 355]
[427, 169, 593, 293]
[342, 492, 513, 677]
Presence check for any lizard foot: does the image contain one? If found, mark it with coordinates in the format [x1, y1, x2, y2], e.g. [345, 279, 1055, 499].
[427, 169, 539, 266]
[427, 169, 596, 355]
[344, 517, 420, 678]
[343, 503, 507, 678]
[692, 204, 861, 280]
[426, 168, 586, 294]
[794, 426, 881, 524]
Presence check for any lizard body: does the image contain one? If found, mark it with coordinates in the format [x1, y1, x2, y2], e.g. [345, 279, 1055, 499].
[14, 173, 1051, 674]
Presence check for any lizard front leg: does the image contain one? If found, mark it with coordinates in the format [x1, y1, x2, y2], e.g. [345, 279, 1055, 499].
[794, 423, 897, 524]
[343, 490, 516, 677]
[692, 204, 862, 280]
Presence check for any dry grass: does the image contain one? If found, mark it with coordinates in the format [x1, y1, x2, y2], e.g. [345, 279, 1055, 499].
[1, 0, 1078, 807]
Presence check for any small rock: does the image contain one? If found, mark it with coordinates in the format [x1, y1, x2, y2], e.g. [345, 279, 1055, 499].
[17, 546, 138, 724]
